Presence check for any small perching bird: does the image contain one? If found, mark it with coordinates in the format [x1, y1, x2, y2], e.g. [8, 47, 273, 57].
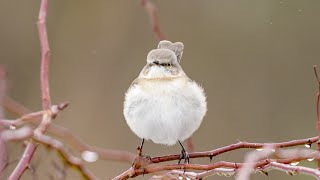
[123, 40, 207, 163]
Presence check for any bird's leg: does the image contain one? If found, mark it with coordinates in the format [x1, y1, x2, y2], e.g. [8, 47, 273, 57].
[138, 139, 145, 156]
[178, 141, 190, 164]
[137, 138, 151, 160]
[133, 139, 151, 169]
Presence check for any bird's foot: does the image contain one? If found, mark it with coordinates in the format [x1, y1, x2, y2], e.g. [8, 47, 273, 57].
[136, 145, 151, 159]
[178, 148, 190, 164]
[132, 154, 151, 169]
[132, 146, 151, 169]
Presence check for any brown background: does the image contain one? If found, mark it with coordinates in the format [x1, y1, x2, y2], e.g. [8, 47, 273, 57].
[0, 0, 319, 179]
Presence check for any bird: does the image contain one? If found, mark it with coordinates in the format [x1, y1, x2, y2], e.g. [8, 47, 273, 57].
[123, 40, 207, 163]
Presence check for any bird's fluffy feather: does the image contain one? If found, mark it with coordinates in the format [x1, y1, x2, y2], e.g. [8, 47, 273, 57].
[124, 77, 207, 145]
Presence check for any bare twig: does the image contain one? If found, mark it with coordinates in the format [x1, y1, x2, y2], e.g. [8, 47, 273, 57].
[34, 133, 98, 180]
[169, 168, 236, 179]
[8, 103, 68, 180]
[8, 1, 60, 178]
[0, 135, 7, 178]
[267, 161, 320, 179]
[0, 65, 8, 179]
[114, 139, 320, 179]
[38, 0, 51, 110]
[3, 97, 136, 163]
[236, 145, 275, 180]
[114, 160, 268, 180]
[150, 137, 318, 164]
[115, 154, 320, 180]
[140, 0, 165, 40]
[9, 141, 38, 180]
[314, 65, 320, 168]
[1, 126, 33, 141]
[0, 109, 47, 128]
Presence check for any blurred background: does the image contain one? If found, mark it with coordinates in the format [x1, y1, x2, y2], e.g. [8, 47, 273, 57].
[0, 0, 320, 179]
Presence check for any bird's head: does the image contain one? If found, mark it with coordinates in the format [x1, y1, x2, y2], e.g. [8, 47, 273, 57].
[141, 48, 183, 79]
[140, 40, 185, 79]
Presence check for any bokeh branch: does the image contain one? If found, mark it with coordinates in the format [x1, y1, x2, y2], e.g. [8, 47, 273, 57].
[33, 133, 98, 179]
[8, 1, 52, 179]
[2, 97, 135, 164]
[0, 66, 8, 179]
[140, 0, 165, 40]
[314, 65, 320, 168]
[236, 145, 275, 180]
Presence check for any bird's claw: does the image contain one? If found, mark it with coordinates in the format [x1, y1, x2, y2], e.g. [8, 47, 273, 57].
[178, 148, 189, 164]
[140, 154, 151, 160]
[132, 153, 152, 169]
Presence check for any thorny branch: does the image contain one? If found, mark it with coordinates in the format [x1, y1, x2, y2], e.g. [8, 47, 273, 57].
[114, 153, 320, 180]
[114, 138, 320, 179]
[149, 136, 318, 164]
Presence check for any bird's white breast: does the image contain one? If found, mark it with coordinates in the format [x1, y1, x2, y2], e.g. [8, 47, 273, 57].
[123, 77, 207, 145]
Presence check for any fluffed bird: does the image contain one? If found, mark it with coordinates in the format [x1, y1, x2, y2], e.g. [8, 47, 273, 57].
[123, 40, 207, 163]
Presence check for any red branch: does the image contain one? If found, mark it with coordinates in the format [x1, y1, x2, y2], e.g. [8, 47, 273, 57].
[236, 145, 275, 180]
[114, 137, 319, 179]
[0, 66, 8, 179]
[2, 98, 136, 163]
[140, 0, 165, 41]
[268, 161, 320, 178]
[38, 0, 51, 110]
[8, 104, 68, 180]
[314, 65, 320, 168]
[150, 137, 318, 164]
[8, 1, 55, 179]
[115, 153, 320, 180]
[33, 133, 98, 179]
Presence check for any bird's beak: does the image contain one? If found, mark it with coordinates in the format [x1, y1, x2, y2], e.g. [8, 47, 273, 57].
[153, 61, 160, 65]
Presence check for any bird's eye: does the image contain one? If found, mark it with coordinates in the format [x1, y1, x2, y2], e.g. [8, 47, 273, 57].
[159, 63, 172, 67]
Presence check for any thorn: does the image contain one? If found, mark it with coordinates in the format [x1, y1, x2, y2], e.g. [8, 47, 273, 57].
[58, 101, 69, 110]
[308, 139, 312, 147]
[305, 139, 312, 148]
[209, 155, 213, 162]
[142, 168, 145, 176]
[261, 171, 269, 176]
[286, 171, 294, 176]
[235, 162, 238, 169]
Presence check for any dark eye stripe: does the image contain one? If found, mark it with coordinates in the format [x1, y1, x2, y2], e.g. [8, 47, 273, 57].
[160, 63, 172, 67]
